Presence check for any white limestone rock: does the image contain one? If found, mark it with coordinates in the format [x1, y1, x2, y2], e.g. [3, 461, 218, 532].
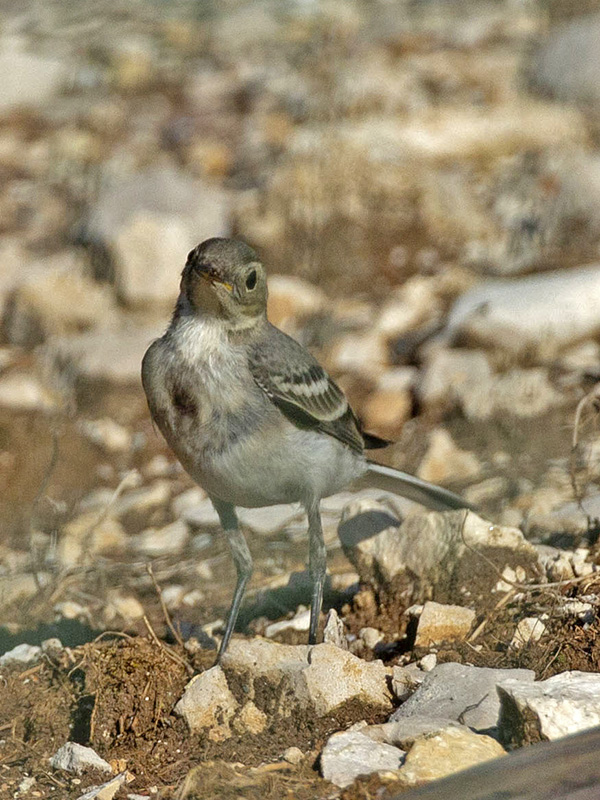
[321, 730, 404, 789]
[50, 742, 112, 775]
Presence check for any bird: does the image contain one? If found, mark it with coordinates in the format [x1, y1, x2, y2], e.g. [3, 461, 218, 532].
[141, 237, 471, 662]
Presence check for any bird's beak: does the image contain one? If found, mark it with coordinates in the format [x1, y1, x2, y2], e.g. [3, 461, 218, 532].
[198, 270, 233, 293]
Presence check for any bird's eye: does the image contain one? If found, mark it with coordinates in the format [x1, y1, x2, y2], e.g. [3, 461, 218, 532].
[245, 269, 257, 290]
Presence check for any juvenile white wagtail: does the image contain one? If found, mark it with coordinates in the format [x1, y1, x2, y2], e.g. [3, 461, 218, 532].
[142, 237, 470, 661]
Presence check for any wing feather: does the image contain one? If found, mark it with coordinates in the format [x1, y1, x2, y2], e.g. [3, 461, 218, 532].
[249, 324, 364, 453]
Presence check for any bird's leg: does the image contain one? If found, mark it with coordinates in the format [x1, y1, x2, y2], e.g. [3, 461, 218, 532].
[306, 501, 326, 645]
[211, 497, 253, 663]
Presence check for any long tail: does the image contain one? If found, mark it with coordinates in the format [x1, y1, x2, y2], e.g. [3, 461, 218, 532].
[352, 461, 475, 512]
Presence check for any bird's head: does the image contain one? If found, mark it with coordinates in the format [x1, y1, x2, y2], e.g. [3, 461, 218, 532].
[180, 237, 268, 328]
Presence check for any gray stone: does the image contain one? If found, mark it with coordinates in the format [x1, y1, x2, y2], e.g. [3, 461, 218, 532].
[414, 602, 476, 647]
[0, 643, 41, 666]
[130, 520, 189, 556]
[323, 608, 348, 649]
[339, 508, 538, 599]
[50, 742, 112, 775]
[446, 265, 600, 361]
[321, 730, 404, 788]
[499, 671, 600, 745]
[392, 662, 535, 735]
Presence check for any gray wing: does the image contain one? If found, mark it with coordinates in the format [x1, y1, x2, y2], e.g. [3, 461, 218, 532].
[248, 323, 365, 454]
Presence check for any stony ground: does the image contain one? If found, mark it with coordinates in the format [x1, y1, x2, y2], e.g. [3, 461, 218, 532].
[3, 0, 600, 798]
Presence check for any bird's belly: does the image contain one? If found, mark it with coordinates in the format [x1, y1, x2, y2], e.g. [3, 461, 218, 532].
[197, 424, 367, 508]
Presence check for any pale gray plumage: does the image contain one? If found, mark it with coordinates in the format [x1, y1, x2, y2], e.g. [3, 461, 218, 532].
[141, 237, 471, 661]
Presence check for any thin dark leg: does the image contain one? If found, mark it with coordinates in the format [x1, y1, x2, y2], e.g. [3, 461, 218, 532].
[211, 497, 253, 664]
[306, 501, 326, 645]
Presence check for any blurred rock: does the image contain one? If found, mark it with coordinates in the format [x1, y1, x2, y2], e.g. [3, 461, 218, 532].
[417, 428, 482, 485]
[0, 36, 67, 111]
[104, 592, 144, 623]
[48, 320, 165, 389]
[375, 277, 443, 341]
[393, 662, 535, 735]
[321, 729, 404, 789]
[447, 266, 600, 362]
[175, 666, 238, 739]
[79, 418, 132, 454]
[339, 508, 539, 601]
[0, 372, 57, 411]
[131, 520, 189, 557]
[58, 512, 126, 568]
[87, 166, 229, 308]
[418, 348, 492, 416]
[329, 331, 389, 380]
[234, 701, 267, 735]
[361, 388, 412, 440]
[414, 601, 476, 647]
[528, 13, 600, 115]
[359, 626, 384, 650]
[499, 672, 600, 745]
[396, 727, 505, 788]
[266, 275, 326, 334]
[50, 742, 112, 775]
[3, 254, 115, 347]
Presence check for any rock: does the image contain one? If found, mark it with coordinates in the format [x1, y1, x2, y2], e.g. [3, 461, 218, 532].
[237, 505, 304, 537]
[414, 602, 476, 647]
[419, 653, 437, 672]
[499, 671, 600, 745]
[366, 716, 464, 749]
[321, 729, 404, 789]
[0, 36, 67, 111]
[375, 277, 443, 341]
[447, 265, 600, 362]
[180, 496, 221, 528]
[417, 429, 482, 485]
[171, 488, 206, 517]
[359, 627, 385, 650]
[266, 275, 326, 334]
[220, 640, 392, 716]
[50, 743, 112, 774]
[392, 662, 535, 735]
[104, 593, 144, 622]
[75, 772, 129, 800]
[419, 350, 563, 420]
[329, 331, 389, 380]
[112, 481, 171, 519]
[79, 419, 132, 454]
[48, 321, 165, 388]
[265, 608, 311, 638]
[174, 666, 238, 739]
[0, 573, 50, 609]
[529, 13, 600, 114]
[58, 513, 126, 568]
[397, 727, 506, 788]
[234, 701, 267, 735]
[323, 608, 348, 649]
[360, 388, 412, 440]
[0, 372, 56, 412]
[87, 166, 229, 308]
[510, 616, 548, 650]
[283, 746, 304, 765]
[4, 255, 116, 346]
[131, 520, 189, 557]
[418, 349, 493, 416]
[0, 643, 41, 666]
[339, 508, 539, 601]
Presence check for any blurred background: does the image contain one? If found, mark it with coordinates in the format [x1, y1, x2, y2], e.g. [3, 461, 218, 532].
[2, 0, 600, 653]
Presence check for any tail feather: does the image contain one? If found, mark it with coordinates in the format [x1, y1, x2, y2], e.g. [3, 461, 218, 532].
[353, 461, 474, 512]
